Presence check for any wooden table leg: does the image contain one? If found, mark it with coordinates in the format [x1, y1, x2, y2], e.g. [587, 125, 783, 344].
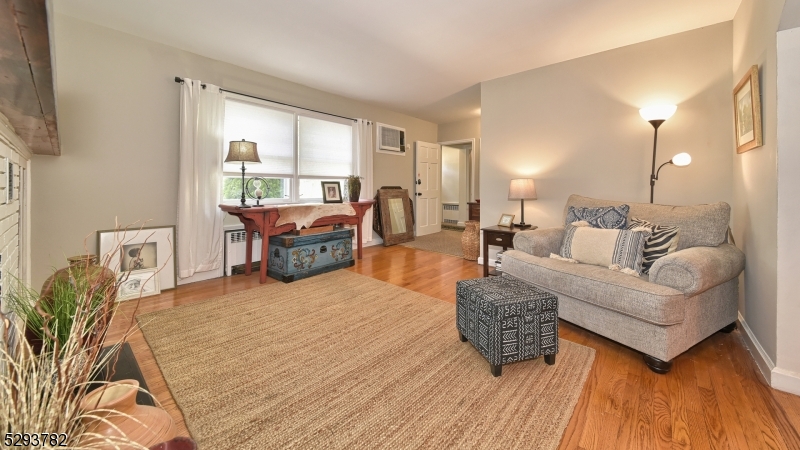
[483, 229, 489, 277]
[243, 221, 254, 276]
[356, 220, 363, 259]
[259, 236, 270, 284]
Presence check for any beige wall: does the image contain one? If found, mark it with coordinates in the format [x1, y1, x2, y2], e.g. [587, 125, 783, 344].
[731, 0, 784, 364]
[31, 14, 437, 288]
[439, 117, 481, 200]
[481, 23, 734, 263]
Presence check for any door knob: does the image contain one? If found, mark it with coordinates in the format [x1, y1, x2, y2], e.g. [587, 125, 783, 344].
[417, 179, 422, 185]
[417, 193, 422, 196]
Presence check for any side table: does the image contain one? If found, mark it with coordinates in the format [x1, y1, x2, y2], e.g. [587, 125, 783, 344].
[482, 225, 538, 277]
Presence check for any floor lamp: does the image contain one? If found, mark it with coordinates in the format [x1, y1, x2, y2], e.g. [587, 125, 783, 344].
[640, 105, 684, 203]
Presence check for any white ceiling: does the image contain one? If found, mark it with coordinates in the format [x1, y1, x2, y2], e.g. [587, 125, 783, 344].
[55, 0, 740, 124]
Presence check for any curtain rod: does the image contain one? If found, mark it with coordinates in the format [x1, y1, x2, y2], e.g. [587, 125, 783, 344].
[174, 77, 359, 122]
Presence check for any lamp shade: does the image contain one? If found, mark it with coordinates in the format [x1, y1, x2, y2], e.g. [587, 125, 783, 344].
[508, 178, 537, 200]
[639, 105, 677, 122]
[671, 152, 692, 167]
[225, 139, 261, 163]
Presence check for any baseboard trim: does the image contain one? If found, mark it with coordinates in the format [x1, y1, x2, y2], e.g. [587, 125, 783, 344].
[737, 312, 775, 385]
[772, 367, 800, 396]
[476, 257, 495, 266]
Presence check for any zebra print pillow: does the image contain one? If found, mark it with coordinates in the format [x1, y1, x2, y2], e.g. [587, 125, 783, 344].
[626, 218, 680, 273]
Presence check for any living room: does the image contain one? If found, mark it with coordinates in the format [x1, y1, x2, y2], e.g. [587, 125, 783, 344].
[2, 0, 800, 448]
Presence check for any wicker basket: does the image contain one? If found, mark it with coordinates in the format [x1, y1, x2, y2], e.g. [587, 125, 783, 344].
[462, 221, 480, 261]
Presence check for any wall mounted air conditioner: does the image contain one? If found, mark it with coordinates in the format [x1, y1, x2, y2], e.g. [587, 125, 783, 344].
[376, 123, 406, 156]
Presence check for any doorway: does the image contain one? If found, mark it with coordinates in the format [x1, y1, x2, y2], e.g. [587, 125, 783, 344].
[439, 139, 475, 229]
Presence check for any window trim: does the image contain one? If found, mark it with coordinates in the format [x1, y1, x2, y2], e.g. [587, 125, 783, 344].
[221, 93, 356, 205]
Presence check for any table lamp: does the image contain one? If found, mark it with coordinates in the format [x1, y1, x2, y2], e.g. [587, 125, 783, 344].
[508, 178, 537, 229]
[225, 139, 261, 208]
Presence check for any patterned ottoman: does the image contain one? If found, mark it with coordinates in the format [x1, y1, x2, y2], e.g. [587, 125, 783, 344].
[456, 275, 558, 376]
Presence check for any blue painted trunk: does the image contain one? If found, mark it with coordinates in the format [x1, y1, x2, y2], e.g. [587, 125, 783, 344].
[267, 228, 355, 283]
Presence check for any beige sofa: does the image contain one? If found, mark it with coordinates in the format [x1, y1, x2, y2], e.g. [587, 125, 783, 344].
[501, 195, 745, 374]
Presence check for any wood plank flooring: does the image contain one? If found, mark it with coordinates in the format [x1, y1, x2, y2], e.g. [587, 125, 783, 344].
[105, 245, 800, 449]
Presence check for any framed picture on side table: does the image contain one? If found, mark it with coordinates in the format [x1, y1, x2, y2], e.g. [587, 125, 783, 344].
[321, 181, 343, 203]
[97, 225, 176, 290]
[498, 214, 515, 228]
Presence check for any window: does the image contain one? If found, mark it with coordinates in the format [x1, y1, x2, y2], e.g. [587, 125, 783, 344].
[222, 95, 354, 203]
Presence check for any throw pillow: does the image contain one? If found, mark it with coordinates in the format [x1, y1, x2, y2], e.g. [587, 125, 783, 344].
[565, 204, 630, 229]
[558, 224, 650, 276]
[626, 217, 680, 273]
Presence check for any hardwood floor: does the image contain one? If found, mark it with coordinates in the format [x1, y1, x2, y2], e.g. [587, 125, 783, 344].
[106, 245, 800, 449]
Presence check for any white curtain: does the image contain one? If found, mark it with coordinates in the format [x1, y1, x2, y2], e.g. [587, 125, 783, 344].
[355, 119, 374, 244]
[177, 79, 225, 279]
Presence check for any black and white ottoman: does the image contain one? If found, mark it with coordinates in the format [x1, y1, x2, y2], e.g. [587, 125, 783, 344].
[456, 275, 558, 377]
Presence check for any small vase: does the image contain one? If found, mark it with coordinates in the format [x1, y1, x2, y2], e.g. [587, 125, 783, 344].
[348, 182, 361, 203]
[81, 379, 176, 449]
[462, 221, 480, 261]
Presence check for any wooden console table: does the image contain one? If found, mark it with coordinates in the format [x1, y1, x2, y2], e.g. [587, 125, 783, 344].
[220, 200, 375, 283]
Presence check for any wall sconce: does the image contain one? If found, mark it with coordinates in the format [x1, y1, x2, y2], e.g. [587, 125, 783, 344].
[640, 105, 685, 203]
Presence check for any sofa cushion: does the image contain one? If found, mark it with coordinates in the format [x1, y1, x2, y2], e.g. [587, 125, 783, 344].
[559, 224, 650, 275]
[627, 217, 680, 273]
[563, 195, 730, 251]
[565, 204, 630, 229]
[502, 249, 686, 325]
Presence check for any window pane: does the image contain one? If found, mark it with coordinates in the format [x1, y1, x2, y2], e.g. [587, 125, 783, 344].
[224, 99, 294, 175]
[298, 179, 344, 201]
[298, 116, 353, 177]
[223, 176, 290, 201]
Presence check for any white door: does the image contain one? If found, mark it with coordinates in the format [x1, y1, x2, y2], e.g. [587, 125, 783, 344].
[415, 141, 441, 236]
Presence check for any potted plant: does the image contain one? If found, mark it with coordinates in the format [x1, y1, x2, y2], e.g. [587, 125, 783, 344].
[345, 175, 363, 203]
[6, 260, 116, 355]
[1, 225, 177, 449]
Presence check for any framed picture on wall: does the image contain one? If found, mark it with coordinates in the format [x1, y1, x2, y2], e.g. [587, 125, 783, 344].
[733, 65, 763, 154]
[97, 225, 176, 290]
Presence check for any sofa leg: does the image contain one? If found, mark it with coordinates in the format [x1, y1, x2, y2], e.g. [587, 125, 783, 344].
[643, 355, 673, 374]
[490, 363, 502, 377]
[458, 331, 468, 342]
[544, 354, 556, 365]
[720, 322, 737, 333]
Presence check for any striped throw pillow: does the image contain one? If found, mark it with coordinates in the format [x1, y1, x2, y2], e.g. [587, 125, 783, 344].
[626, 218, 680, 274]
[559, 224, 650, 276]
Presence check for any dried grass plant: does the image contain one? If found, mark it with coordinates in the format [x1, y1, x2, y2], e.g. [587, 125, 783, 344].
[1, 222, 171, 450]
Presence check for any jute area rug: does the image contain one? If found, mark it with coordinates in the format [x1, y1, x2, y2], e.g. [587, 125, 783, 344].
[399, 229, 465, 258]
[138, 271, 595, 450]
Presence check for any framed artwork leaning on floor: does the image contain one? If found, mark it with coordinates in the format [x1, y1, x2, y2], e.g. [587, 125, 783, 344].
[97, 225, 176, 290]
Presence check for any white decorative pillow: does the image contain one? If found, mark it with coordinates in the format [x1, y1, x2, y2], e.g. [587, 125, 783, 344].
[556, 224, 650, 276]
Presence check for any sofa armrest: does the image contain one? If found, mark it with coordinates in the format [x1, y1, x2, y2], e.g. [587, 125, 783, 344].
[648, 243, 744, 296]
[512, 227, 564, 257]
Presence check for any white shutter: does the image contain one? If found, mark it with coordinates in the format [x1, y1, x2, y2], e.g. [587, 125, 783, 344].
[298, 115, 353, 177]
[223, 99, 294, 175]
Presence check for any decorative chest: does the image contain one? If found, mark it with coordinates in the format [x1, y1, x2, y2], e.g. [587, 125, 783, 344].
[267, 228, 355, 283]
[456, 275, 558, 376]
